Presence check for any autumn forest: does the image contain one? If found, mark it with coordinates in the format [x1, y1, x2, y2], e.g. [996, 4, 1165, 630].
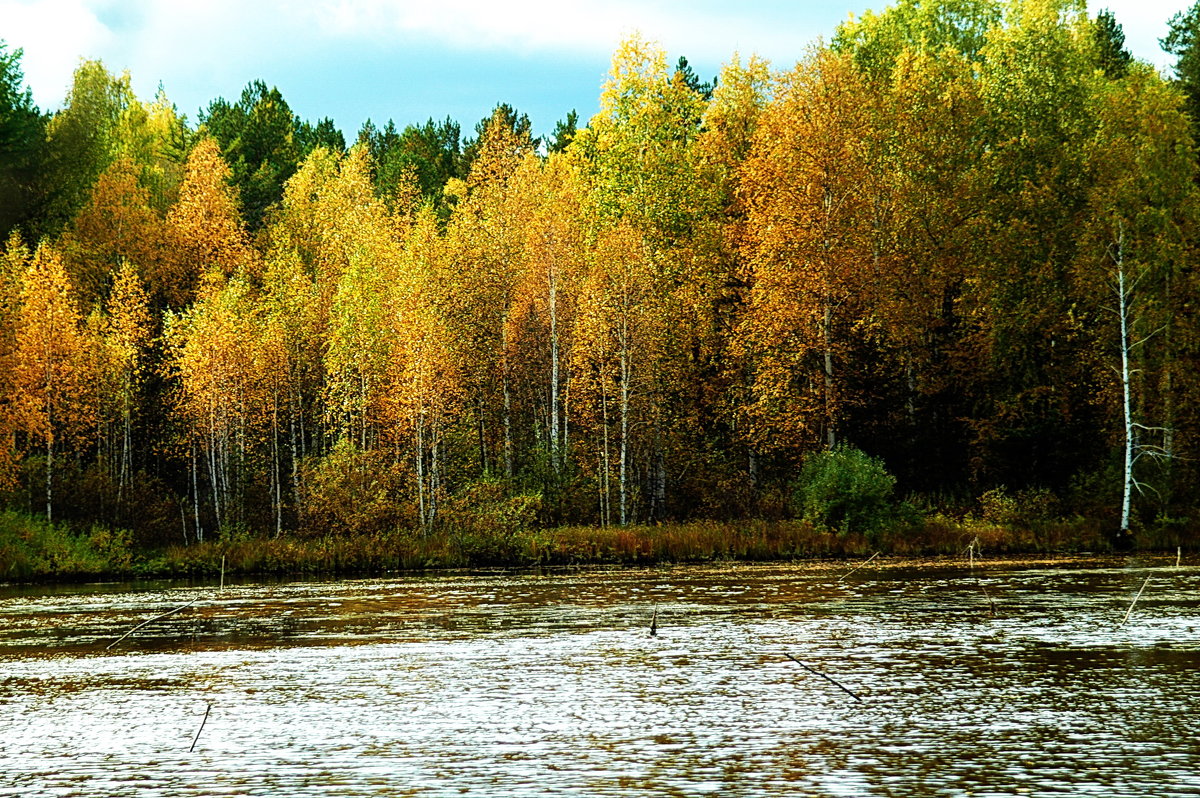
[2, 0, 1200, 571]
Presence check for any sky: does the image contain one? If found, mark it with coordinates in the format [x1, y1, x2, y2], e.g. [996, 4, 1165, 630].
[0, 0, 1190, 142]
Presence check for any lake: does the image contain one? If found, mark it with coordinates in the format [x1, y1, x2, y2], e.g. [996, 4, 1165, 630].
[1, 558, 1197, 796]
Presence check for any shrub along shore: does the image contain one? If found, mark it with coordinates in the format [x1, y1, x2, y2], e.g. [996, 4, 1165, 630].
[1, 506, 1190, 584]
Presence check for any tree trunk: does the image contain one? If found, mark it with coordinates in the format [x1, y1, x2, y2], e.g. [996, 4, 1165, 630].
[290, 388, 300, 516]
[549, 262, 560, 470]
[207, 416, 221, 532]
[431, 417, 441, 524]
[415, 413, 427, 530]
[503, 366, 513, 479]
[600, 386, 610, 527]
[45, 437, 52, 523]
[652, 443, 666, 522]
[119, 377, 133, 502]
[619, 331, 630, 528]
[477, 404, 488, 476]
[191, 438, 201, 543]
[1118, 244, 1133, 536]
[823, 301, 836, 449]
[272, 389, 282, 538]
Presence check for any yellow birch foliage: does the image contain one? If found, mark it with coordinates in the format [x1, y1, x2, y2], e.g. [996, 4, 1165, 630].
[0, 233, 31, 488]
[505, 151, 585, 453]
[386, 208, 460, 427]
[163, 274, 265, 528]
[439, 115, 534, 473]
[95, 259, 151, 480]
[384, 207, 461, 522]
[65, 157, 166, 308]
[271, 145, 384, 334]
[261, 248, 323, 424]
[738, 47, 874, 453]
[163, 136, 255, 305]
[323, 146, 403, 447]
[12, 242, 95, 461]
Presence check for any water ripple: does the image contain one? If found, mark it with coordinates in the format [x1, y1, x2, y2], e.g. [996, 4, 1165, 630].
[1, 562, 1198, 796]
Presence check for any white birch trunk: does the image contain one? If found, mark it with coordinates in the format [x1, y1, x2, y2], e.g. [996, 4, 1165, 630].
[823, 301, 835, 449]
[549, 259, 560, 470]
[191, 439, 201, 543]
[207, 415, 221, 532]
[601, 387, 610, 527]
[290, 389, 300, 512]
[415, 413, 426, 530]
[619, 319, 630, 528]
[272, 389, 282, 538]
[431, 418, 441, 523]
[503, 367, 513, 479]
[1118, 242, 1133, 535]
[45, 438, 52, 523]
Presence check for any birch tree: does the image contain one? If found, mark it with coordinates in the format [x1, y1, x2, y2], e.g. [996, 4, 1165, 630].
[163, 136, 255, 305]
[1077, 65, 1198, 534]
[12, 242, 94, 520]
[98, 259, 151, 499]
[738, 48, 874, 455]
[573, 34, 719, 521]
[441, 110, 534, 479]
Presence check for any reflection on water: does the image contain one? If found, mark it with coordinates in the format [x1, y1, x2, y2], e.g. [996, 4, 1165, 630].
[1, 560, 1199, 796]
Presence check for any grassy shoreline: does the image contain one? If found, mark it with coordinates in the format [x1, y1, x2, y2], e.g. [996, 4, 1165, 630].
[2, 508, 1194, 584]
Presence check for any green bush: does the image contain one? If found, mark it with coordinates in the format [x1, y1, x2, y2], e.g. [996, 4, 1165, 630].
[0, 510, 136, 579]
[297, 441, 410, 536]
[979, 485, 1060, 528]
[437, 477, 544, 564]
[792, 444, 896, 537]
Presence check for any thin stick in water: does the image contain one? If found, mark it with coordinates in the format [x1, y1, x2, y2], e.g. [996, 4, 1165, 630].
[838, 552, 880, 583]
[1119, 577, 1151, 627]
[106, 597, 201, 650]
[650, 604, 658, 637]
[220, 555, 225, 592]
[1177, 547, 1182, 568]
[979, 580, 997, 616]
[784, 653, 864, 703]
[190, 703, 211, 753]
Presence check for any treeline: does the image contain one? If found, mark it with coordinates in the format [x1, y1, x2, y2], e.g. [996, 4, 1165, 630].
[2, 0, 1200, 549]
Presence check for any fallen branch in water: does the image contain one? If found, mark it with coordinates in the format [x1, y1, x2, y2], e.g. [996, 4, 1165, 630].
[784, 653, 864, 703]
[106, 596, 201, 650]
[838, 552, 879, 583]
[1119, 577, 1151, 627]
[190, 703, 211, 753]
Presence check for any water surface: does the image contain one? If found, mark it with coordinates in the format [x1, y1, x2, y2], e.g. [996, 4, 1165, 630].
[1, 559, 1197, 796]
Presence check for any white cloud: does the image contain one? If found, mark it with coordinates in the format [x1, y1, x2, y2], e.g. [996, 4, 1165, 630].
[1101, 0, 1180, 71]
[297, 0, 1183, 71]
[0, 0, 1187, 117]
[304, 0, 809, 65]
[0, 0, 113, 103]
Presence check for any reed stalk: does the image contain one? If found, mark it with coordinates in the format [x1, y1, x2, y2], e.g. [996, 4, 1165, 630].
[106, 596, 201, 650]
[784, 653, 864, 702]
[838, 552, 879, 583]
[190, 703, 211, 753]
[1119, 577, 1151, 627]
